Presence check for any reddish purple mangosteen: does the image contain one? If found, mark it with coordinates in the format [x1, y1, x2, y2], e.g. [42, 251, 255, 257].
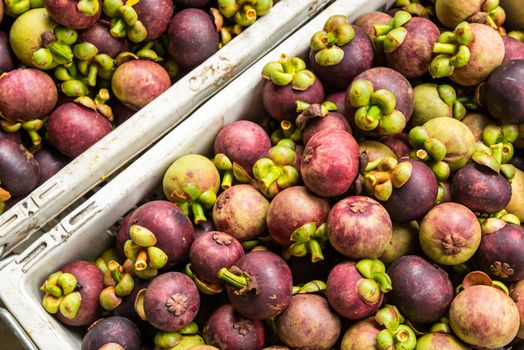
[203, 304, 265, 350]
[43, 0, 102, 30]
[261, 55, 324, 122]
[301, 128, 359, 198]
[297, 102, 352, 145]
[41, 260, 104, 327]
[387, 255, 454, 324]
[167, 8, 219, 69]
[218, 251, 293, 320]
[0, 31, 14, 73]
[81, 316, 142, 350]
[0, 128, 22, 144]
[309, 15, 374, 89]
[354, 11, 392, 66]
[325, 91, 347, 116]
[133, 0, 174, 41]
[78, 22, 129, 58]
[503, 36, 524, 64]
[0, 139, 39, 197]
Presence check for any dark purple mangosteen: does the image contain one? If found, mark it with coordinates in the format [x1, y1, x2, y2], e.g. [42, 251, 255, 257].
[203, 304, 265, 350]
[81, 316, 142, 350]
[387, 255, 454, 324]
[110, 98, 136, 126]
[78, 22, 129, 58]
[452, 163, 512, 214]
[43, 0, 101, 30]
[379, 134, 411, 159]
[0, 139, 39, 197]
[47, 102, 113, 158]
[309, 15, 374, 89]
[214, 120, 271, 176]
[0, 31, 14, 73]
[143, 272, 200, 332]
[111, 60, 171, 111]
[167, 8, 219, 69]
[33, 146, 69, 186]
[261, 55, 325, 122]
[0, 128, 21, 144]
[172, 0, 210, 7]
[116, 200, 195, 273]
[41, 260, 104, 326]
[325, 91, 347, 116]
[275, 294, 340, 350]
[133, 0, 174, 41]
[503, 36, 524, 64]
[218, 251, 293, 320]
[301, 128, 359, 198]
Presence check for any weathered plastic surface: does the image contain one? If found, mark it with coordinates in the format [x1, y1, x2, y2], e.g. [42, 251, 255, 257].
[0, 0, 391, 349]
[0, 0, 334, 259]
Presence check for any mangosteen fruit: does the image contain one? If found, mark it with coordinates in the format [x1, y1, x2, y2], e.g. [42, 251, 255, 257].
[0, 139, 39, 198]
[503, 36, 524, 64]
[510, 279, 524, 339]
[435, 0, 505, 29]
[415, 332, 471, 350]
[133, 0, 174, 41]
[297, 102, 352, 145]
[506, 168, 524, 221]
[410, 83, 466, 127]
[78, 22, 129, 58]
[81, 316, 141, 350]
[34, 146, 69, 186]
[379, 133, 411, 159]
[379, 221, 419, 264]
[43, 0, 101, 30]
[0, 31, 14, 73]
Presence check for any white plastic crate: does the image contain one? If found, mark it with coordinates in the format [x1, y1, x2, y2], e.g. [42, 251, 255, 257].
[0, 0, 334, 259]
[0, 0, 391, 348]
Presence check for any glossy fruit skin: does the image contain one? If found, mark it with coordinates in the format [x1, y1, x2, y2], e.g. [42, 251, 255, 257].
[111, 60, 171, 111]
[47, 103, 112, 158]
[328, 196, 392, 259]
[452, 163, 512, 214]
[133, 0, 174, 41]
[474, 224, 524, 282]
[43, 0, 101, 30]
[340, 317, 381, 350]
[310, 25, 374, 89]
[450, 285, 520, 349]
[262, 78, 325, 122]
[503, 36, 524, 64]
[203, 304, 265, 350]
[0, 139, 39, 197]
[301, 128, 359, 198]
[302, 111, 352, 145]
[276, 294, 340, 350]
[0, 68, 57, 122]
[167, 9, 219, 69]
[266, 186, 330, 247]
[382, 159, 438, 222]
[415, 333, 471, 350]
[81, 316, 142, 350]
[387, 255, 454, 324]
[0, 31, 14, 73]
[189, 231, 244, 285]
[78, 23, 129, 58]
[214, 120, 271, 176]
[483, 59, 524, 124]
[225, 251, 293, 321]
[327, 261, 384, 319]
[55, 260, 104, 326]
[34, 146, 69, 186]
[144, 272, 200, 332]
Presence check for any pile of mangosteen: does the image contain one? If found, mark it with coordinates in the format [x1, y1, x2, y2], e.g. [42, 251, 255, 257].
[0, 0, 274, 214]
[35, 0, 524, 349]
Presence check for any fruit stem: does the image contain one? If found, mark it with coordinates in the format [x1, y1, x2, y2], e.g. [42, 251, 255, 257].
[309, 240, 324, 263]
[217, 267, 248, 288]
[191, 202, 207, 224]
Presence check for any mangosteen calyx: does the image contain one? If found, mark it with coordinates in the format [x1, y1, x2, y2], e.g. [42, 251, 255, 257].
[288, 222, 328, 263]
[73, 89, 114, 121]
[373, 11, 412, 54]
[363, 157, 412, 201]
[310, 15, 355, 67]
[261, 54, 316, 91]
[292, 280, 327, 295]
[185, 263, 224, 295]
[355, 259, 392, 304]
[456, 270, 510, 295]
[348, 79, 407, 135]
[270, 120, 303, 145]
[64, 44, 115, 90]
[408, 126, 450, 182]
[41, 271, 82, 319]
[394, 0, 432, 18]
[123, 225, 168, 279]
[32, 26, 78, 70]
[166, 293, 189, 316]
[98, 260, 135, 311]
[375, 305, 417, 350]
[103, 0, 147, 43]
[295, 100, 337, 129]
[155, 322, 203, 349]
[218, 266, 259, 296]
[217, 0, 273, 28]
[77, 0, 100, 17]
[466, 1, 505, 32]
[213, 153, 252, 190]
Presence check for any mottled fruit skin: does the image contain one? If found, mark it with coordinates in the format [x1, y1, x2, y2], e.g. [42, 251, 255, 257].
[435, 0, 484, 28]
[81, 316, 142, 350]
[387, 255, 454, 323]
[503, 36, 524, 64]
[212, 184, 269, 241]
[79, 23, 129, 58]
[134, 0, 174, 41]
[0, 68, 57, 122]
[340, 317, 381, 350]
[310, 25, 374, 89]
[510, 279, 524, 339]
[266, 186, 330, 246]
[34, 146, 69, 186]
[415, 332, 471, 350]
[451, 23, 504, 87]
[410, 83, 453, 127]
[506, 169, 524, 221]
[190, 231, 244, 284]
[380, 221, 420, 264]
[214, 120, 271, 176]
[276, 294, 340, 350]
[56, 260, 104, 326]
[474, 224, 524, 282]
[450, 285, 520, 349]
[117, 200, 195, 269]
[144, 272, 200, 332]
[383, 159, 438, 222]
[262, 79, 325, 122]
[328, 196, 392, 259]
[327, 261, 384, 319]
[112, 60, 171, 111]
[452, 164, 512, 213]
[386, 17, 440, 78]
[483, 60, 524, 124]
[203, 304, 265, 350]
[225, 251, 293, 320]
[167, 9, 219, 69]
[302, 111, 352, 145]
[47, 103, 112, 158]
[0, 139, 39, 197]
[0, 32, 14, 73]
[44, 0, 101, 30]
[419, 202, 481, 265]
[301, 128, 359, 198]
